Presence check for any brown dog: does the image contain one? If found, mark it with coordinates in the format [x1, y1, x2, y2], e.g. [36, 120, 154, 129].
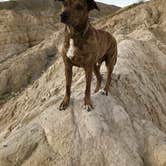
[57, 0, 117, 111]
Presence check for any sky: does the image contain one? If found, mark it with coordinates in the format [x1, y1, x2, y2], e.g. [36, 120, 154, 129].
[96, 0, 142, 7]
[0, 0, 147, 7]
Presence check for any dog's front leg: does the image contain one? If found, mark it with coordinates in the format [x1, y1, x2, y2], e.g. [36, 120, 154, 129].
[59, 62, 73, 111]
[84, 66, 94, 112]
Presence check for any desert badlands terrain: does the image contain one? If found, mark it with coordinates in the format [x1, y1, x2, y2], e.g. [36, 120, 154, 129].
[0, 0, 166, 165]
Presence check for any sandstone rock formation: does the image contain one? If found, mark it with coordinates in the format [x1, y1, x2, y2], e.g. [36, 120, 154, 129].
[0, 0, 60, 99]
[0, 0, 58, 62]
[0, 0, 166, 166]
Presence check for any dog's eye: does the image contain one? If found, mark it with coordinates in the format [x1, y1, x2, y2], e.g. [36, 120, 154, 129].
[75, 4, 83, 10]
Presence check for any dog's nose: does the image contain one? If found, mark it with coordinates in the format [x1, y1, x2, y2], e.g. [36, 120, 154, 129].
[60, 11, 69, 23]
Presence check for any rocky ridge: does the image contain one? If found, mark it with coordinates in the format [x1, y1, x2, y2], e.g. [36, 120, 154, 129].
[0, 0, 166, 166]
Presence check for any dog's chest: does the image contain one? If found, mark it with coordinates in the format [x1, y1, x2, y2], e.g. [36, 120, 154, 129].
[65, 38, 95, 67]
[66, 39, 75, 59]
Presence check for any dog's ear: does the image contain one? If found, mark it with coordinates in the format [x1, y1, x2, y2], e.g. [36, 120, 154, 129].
[86, 0, 100, 11]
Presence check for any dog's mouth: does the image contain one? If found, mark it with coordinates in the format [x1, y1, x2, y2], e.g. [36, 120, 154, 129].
[60, 16, 68, 24]
[60, 12, 70, 24]
[60, 18, 74, 27]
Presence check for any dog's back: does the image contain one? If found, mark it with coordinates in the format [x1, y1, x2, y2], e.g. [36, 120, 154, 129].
[90, 26, 117, 66]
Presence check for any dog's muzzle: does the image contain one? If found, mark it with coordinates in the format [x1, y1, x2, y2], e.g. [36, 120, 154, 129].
[60, 11, 69, 23]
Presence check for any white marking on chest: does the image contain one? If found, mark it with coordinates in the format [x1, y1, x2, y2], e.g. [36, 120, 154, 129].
[67, 39, 75, 59]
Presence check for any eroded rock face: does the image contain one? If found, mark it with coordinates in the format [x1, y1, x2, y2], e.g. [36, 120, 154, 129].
[0, 36, 165, 165]
[0, 0, 60, 98]
[0, 0, 58, 62]
[0, 33, 60, 97]
[0, 0, 166, 165]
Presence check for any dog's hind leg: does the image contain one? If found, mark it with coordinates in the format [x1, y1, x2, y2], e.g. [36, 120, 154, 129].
[102, 63, 114, 96]
[94, 63, 102, 93]
[101, 47, 117, 96]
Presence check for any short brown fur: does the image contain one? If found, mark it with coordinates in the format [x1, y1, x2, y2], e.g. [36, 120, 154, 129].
[57, 0, 117, 111]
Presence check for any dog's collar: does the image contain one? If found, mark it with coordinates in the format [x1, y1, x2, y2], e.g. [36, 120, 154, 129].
[67, 22, 90, 39]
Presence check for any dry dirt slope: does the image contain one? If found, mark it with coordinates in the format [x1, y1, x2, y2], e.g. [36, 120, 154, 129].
[0, 0, 166, 166]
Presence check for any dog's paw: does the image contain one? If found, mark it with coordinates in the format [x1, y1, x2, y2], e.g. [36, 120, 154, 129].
[83, 104, 94, 112]
[99, 89, 108, 96]
[59, 101, 69, 111]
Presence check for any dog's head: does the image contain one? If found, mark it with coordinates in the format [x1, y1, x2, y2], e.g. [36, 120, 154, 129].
[56, 0, 99, 28]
